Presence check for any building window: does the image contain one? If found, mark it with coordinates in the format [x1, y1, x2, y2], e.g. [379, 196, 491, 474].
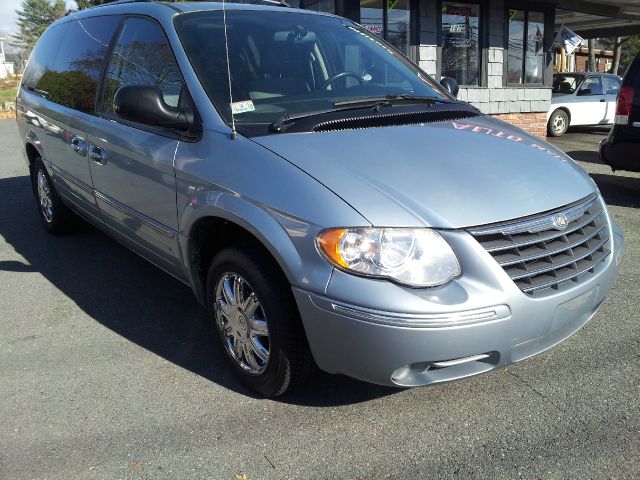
[359, 0, 412, 56]
[441, 2, 481, 86]
[507, 9, 545, 84]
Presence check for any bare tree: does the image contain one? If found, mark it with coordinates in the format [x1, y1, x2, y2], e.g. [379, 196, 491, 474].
[611, 37, 631, 75]
[587, 38, 596, 71]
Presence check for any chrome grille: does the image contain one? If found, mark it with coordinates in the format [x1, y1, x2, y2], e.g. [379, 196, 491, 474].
[468, 194, 611, 296]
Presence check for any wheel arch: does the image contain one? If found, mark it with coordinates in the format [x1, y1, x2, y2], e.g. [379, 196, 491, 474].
[550, 106, 571, 124]
[180, 198, 328, 306]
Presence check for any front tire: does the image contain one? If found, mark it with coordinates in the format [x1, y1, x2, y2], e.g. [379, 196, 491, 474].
[206, 244, 314, 397]
[547, 109, 569, 137]
[31, 157, 77, 234]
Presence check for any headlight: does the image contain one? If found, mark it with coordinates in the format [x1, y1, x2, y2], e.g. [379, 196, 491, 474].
[316, 227, 461, 287]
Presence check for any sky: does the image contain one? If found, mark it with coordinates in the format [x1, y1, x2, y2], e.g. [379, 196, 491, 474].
[0, 0, 77, 50]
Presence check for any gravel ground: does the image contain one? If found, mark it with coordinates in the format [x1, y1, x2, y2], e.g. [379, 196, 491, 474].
[1, 120, 638, 480]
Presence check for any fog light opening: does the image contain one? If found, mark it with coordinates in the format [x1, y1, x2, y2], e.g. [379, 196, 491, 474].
[391, 365, 411, 382]
[392, 362, 430, 382]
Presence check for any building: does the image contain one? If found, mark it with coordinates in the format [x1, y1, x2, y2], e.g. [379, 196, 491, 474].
[0, 37, 16, 80]
[291, 0, 640, 137]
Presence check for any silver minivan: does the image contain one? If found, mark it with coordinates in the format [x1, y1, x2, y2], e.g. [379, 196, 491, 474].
[16, 1, 623, 397]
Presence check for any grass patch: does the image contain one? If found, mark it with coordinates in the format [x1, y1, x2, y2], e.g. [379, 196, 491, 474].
[0, 87, 18, 104]
[0, 78, 20, 105]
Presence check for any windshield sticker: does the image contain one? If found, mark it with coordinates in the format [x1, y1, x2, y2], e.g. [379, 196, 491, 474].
[230, 100, 255, 115]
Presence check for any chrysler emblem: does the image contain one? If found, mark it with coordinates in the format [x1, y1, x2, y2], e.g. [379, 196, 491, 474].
[553, 214, 568, 229]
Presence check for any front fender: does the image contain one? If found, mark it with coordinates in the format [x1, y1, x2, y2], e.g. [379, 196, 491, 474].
[178, 190, 334, 298]
[175, 129, 369, 301]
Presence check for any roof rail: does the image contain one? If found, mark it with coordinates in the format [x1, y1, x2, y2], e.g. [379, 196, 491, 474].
[78, 0, 293, 10]
[86, 0, 153, 8]
[101, 0, 153, 4]
[188, 0, 292, 7]
[249, 0, 292, 7]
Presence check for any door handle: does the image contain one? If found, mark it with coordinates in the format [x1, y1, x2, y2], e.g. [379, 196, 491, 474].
[71, 136, 87, 156]
[88, 144, 107, 165]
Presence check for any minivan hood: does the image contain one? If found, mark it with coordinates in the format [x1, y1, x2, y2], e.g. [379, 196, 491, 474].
[252, 115, 596, 228]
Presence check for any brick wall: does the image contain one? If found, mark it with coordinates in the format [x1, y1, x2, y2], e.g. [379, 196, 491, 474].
[574, 52, 612, 73]
[491, 112, 548, 138]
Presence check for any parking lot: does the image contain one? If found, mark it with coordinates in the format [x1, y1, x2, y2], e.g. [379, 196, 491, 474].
[1, 120, 638, 480]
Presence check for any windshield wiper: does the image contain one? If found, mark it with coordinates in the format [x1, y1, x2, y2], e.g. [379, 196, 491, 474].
[270, 103, 387, 132]
[332, 94, 449, 107]
[270, 94, 451, 133]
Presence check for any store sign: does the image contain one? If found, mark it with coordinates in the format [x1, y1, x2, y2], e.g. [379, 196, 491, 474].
[444, 6, 472, 18]
[363, 24, 383, 35]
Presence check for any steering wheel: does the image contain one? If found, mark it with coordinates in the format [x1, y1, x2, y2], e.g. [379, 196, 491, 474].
[323, 71, 364, 90]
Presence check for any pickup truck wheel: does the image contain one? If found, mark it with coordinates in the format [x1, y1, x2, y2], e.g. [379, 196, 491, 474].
[206, 244, 314, 397]
[548, 109, 569, 137]
[32, 157, 77, 234]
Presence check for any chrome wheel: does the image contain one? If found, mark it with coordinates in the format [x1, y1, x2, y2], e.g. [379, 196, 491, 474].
[214, 272, 270, 375]
[552, 113, 567, 134]
[37, 170, 53, 223]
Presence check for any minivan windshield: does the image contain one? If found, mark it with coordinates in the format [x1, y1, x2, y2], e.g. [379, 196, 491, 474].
[174, 10, 448, 129]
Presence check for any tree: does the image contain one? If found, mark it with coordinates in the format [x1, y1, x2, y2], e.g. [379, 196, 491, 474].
[619, 35, 640, 73]
[75, 0, 110, 9]
[587, 38, 596, 72]
[10, 0, 66, 57]
[597, 36, 631, 75]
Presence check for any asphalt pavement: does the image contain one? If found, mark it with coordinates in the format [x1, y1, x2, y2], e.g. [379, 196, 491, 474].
[1, 120, 639, 480]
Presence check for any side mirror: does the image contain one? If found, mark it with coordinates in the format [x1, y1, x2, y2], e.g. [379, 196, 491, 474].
[577, 88, 592, 96]
[114, 85, 192, 130]
[440, 76, 459, 98]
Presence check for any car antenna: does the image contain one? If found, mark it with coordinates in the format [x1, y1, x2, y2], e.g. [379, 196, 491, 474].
[222, 0, 237, 140]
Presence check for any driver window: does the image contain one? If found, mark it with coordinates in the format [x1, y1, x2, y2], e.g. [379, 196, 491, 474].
[580, 76, 603, 95]
[339, 38, 412, 90]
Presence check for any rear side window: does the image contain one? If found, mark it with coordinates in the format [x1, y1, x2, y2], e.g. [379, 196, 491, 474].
[101, 17, 184, 114]
[623, 54, 640, 87]
[23, 17, 121, 113]
[22, 26, 65, 93]
[602, 76, 621, 95]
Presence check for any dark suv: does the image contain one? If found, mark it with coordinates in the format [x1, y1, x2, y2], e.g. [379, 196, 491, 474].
[600, 53, 640, 172]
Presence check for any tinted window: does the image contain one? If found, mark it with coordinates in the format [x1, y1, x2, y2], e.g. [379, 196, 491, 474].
[525, 11, 544, 83]
[552, 74, 582, 94]
[23, 17, 120, 113]
[506, 10, 525, 84]
[102, 17, 184, 114]
[602, 76, 621, 95]
[624, 54, 640, 87]
[174, 11, 445, 128]
[441, 2, 481, 86]
[22, 26, 65, 92]
[581, 76, 603, 95]
[507, 9, 545, 85]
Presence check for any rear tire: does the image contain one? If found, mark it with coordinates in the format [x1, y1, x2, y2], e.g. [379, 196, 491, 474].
[31, 157, 77, 234]
[206, 244, 314, 397]
[547, 109, 569, 137]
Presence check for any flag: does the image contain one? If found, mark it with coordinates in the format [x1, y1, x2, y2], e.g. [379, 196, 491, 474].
[553, 25, 583, 55]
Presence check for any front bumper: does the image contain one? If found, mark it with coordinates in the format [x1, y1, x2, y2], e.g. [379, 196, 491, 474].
[293, 220, 624, 387]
